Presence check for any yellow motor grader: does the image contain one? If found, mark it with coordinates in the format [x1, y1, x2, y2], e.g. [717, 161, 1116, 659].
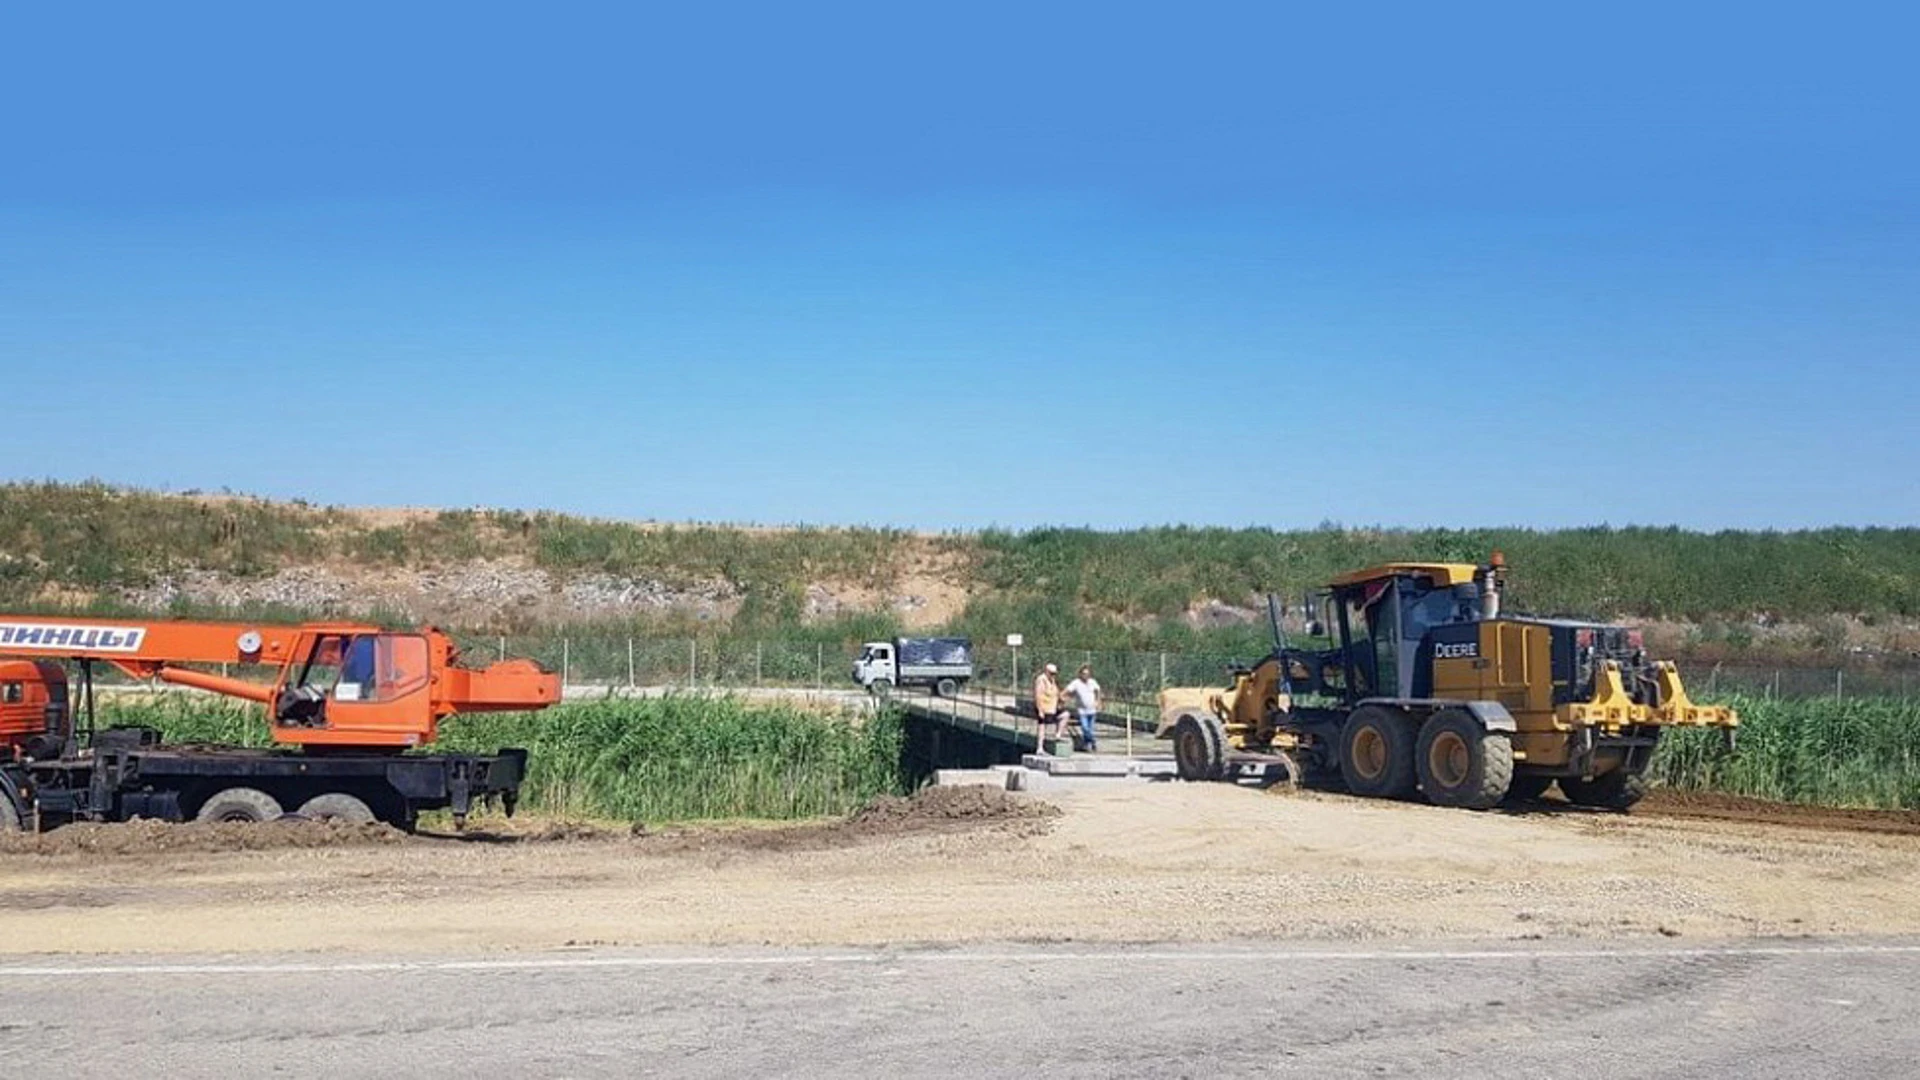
[1156, 556, 1737, 809]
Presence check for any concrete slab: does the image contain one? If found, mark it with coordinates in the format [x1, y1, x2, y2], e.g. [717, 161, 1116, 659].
[1020, 754, 1179, 779]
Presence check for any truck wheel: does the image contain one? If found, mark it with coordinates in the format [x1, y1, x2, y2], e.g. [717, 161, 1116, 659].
[1504, 774, 1554, 803]
[935, 677, 958, 698]
[868, 679, 893, 699]
[1416, 709, 1513, 810]
[1339, 705, 1418, 798]
[1560, 770, 1647, 810]
[1172, 712, 1228, 782]
[194, 787, 284, 824]
[298, 793, 377, 824]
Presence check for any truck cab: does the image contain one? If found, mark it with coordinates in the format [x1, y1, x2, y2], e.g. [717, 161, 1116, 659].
[852, 642, 896, 690]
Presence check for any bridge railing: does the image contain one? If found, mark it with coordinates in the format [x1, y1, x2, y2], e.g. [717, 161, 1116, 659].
[446, 634, 1918, 704]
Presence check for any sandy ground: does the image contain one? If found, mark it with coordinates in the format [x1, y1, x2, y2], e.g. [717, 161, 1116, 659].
[4, 782, 1920, 956]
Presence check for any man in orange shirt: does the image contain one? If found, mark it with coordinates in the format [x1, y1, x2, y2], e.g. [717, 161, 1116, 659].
[1032, 662, 1069, 751]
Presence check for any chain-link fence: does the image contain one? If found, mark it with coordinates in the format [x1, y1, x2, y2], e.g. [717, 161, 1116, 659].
[452, 635, 1920, 705]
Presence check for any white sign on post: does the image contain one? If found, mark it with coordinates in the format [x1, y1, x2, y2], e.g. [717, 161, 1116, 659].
[1005, 633, 1024, 647]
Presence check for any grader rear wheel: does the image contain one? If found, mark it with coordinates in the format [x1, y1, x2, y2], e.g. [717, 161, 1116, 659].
[1414, 709, 1513, 810]
[1504, 775, 1554, 802]
[1561, 770, 1647, 810]
[0, 795, 19, 832]
[1172, 712, 1228, 782]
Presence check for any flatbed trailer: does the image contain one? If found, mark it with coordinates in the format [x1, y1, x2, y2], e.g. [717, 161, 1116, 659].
[2, 727, 525, 831]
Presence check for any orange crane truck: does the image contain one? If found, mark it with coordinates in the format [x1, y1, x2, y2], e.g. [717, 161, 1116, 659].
[0, 615, 559, 831]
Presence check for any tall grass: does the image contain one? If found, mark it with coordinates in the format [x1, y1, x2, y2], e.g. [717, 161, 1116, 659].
[1649, 694, 1920, 809]
[81, 687, 1920, 814]
[94, 692, 906, 822]
[443, 696, 904, 821]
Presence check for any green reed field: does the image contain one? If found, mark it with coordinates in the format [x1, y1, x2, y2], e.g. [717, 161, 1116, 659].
[94, 688, 1920, 815]
[97, 693, 907, 822]
[1649, 694, 1920, 810]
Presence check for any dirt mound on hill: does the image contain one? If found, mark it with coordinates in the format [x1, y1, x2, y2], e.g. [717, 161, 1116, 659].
[0, 818, 406, 856]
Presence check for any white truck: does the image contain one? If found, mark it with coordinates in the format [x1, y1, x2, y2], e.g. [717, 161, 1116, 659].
[852, 637, 973, 697]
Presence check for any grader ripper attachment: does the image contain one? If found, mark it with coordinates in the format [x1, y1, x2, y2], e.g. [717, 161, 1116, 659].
[1156, 556, 1737, 810]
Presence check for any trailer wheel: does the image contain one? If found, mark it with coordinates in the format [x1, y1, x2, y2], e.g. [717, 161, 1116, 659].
[1172, 712, 1228, 782]
[1415, 709, 1513, 810]
[1339, 705, 1419, 798]
[298, 793, 377, 824]
[1504, 775, 1554, 803]
[194, 787, 284, 824]
[1560, 770, 1647, 810]
[934, 677, 958, 698]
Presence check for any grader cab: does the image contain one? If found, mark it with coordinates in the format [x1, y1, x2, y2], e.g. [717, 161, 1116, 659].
[1158, 556, 1737, 809]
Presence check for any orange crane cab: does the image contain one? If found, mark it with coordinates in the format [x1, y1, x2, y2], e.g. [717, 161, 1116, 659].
[0, 659, 68, 760]
[0, 615, 559, 832]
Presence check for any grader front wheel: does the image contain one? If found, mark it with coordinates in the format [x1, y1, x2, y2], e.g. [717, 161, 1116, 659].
[1172, 712, 1228, 782]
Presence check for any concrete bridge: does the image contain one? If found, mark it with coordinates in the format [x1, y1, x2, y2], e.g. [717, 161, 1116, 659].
[886, 685, 1176, 785]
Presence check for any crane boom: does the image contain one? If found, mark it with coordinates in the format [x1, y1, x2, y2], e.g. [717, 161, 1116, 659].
[0, 614, 558, 750]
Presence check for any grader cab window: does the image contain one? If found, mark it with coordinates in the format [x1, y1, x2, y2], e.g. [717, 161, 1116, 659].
[1337, 584, 1391, 696]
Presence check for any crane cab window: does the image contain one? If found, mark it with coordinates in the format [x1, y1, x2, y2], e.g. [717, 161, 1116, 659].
[297, 634, 430, 703]
[1, 682, 21, 704]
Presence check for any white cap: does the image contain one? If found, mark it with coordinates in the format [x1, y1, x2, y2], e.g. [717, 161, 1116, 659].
[1045, 663, 1058, 673]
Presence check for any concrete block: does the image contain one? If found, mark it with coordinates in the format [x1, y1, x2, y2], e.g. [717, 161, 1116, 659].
[932, 768, 1013, 790]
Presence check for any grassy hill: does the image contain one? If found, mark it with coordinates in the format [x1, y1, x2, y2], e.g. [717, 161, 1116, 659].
[3, 481, 1917, 661]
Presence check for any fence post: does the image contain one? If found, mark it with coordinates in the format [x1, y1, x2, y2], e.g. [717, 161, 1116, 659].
[562, 638, 570, 688]
[1771, 670, 1780, 700]
[1159, 651, 1167, 688]
[689, 639, 697, 689]
[627, 638, 635, 689]
[817, 642, 824, 689]
[756, 641, 763, 685]
[498, 635, 506, 662]
[1836, 668, 1844, 701]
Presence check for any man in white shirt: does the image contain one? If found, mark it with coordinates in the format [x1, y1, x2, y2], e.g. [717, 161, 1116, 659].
[1064, 665, 1101, 751]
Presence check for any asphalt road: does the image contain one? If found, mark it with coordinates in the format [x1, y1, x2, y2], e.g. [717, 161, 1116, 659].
[2, 940, 1916, 1078]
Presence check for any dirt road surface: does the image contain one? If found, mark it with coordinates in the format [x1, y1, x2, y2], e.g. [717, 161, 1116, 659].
[6, 782, 1920, 955]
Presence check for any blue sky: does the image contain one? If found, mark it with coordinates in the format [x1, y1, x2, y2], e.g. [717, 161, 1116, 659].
[1, 2, 1914, 529]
